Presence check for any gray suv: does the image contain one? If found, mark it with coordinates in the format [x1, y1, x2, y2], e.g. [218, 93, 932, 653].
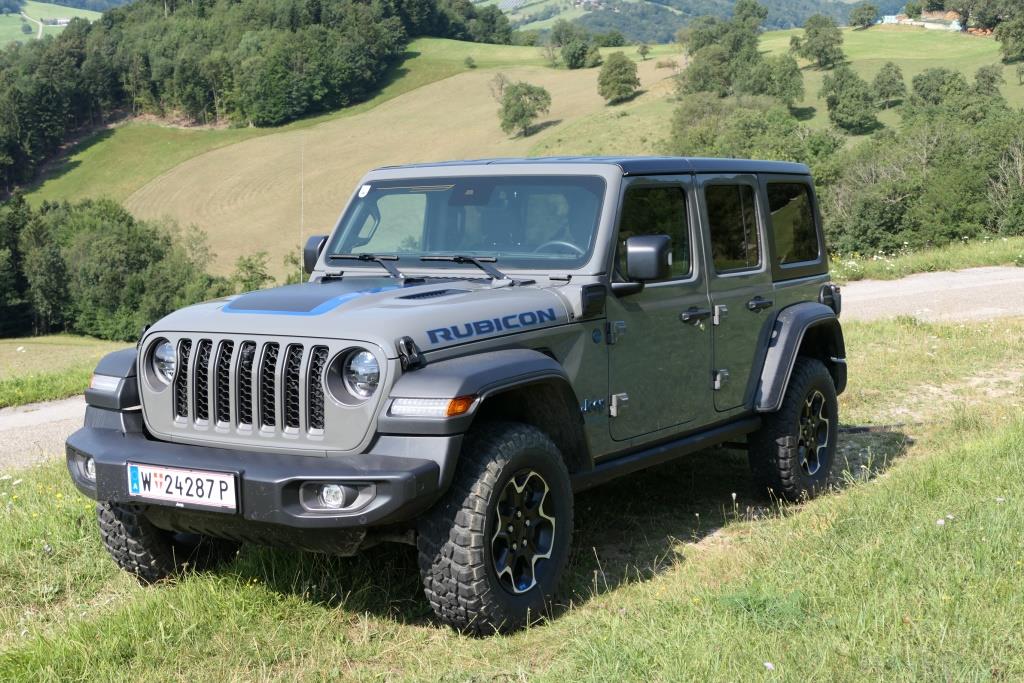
[66, 157, 846, 634]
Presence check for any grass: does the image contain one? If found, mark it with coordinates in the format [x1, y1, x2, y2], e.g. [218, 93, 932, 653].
[0, 2, 99, 46]
[762, 25, 1024, 131]
[0, 335, 125, 408]
[830, 236, 1024, 282]
[2, 316, 1024, 678]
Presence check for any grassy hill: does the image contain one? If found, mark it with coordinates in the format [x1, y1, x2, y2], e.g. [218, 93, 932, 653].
[0, 1, 99, 45]
[24, 27, 1022, 276]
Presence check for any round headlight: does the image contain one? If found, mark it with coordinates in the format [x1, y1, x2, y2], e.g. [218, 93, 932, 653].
[343, 350, 379, 399]
[152, 340, 177, 385]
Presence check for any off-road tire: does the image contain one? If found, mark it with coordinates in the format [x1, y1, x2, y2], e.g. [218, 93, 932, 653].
[97, 502, 239, 584]
[748, 357, 838, 501]
[417, 422, 573, 635]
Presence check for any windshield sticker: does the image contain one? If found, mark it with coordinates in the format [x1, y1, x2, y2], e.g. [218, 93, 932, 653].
[358, 184, 371, 198]
[426, 308, 558, 345]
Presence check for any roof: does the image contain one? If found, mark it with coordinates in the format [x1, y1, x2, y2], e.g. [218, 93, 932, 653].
[374, 156, 810, 176]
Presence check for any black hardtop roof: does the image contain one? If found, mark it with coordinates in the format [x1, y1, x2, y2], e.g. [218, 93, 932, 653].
[374, 156, 811, 176]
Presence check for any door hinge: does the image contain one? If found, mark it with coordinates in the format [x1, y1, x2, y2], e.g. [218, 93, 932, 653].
[713, 369, 730, 391]
[713, 304, 728, 326]
[606, 320, 626, 345]
[609, 393, 629, 417]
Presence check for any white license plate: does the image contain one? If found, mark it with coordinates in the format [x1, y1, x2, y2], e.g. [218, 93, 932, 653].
[127, 463, 237, 511]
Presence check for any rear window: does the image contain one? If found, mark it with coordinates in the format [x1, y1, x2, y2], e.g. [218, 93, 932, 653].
[767, 183, 820, 265]
[706, 184, 760, 273]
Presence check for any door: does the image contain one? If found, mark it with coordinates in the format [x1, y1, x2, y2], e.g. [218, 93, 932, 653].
[699, 175, 774, 412]
[607, 176, 713, 442]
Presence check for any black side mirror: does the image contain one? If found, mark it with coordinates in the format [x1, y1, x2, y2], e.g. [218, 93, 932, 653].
[303, 235, 327, 275]
[611, 235, 672, 296]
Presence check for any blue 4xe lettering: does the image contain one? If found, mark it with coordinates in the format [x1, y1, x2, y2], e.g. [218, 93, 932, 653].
[427, 308, 558, 344]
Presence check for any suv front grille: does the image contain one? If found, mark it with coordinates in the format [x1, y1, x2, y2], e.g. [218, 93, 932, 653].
[170, 337, 330, 434]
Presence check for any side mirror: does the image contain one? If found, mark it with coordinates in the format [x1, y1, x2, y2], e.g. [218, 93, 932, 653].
[303, 235, 328, 275]
[612, 235, 672, 295]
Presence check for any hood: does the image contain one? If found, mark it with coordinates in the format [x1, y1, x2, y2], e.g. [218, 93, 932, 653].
[147, 277, 574, 357]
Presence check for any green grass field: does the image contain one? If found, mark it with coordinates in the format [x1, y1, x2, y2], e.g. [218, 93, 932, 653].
[763, 25, 1024, 130]
[831, 236, 1024, 282]
[1, 316, 1023, 678]
[0, 335, 125, 408]
[0, 2, 99, 46]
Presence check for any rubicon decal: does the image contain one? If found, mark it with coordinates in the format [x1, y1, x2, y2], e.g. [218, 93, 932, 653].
[427, 308, 559, 344]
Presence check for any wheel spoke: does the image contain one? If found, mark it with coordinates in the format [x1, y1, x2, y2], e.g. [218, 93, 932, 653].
[490, 468, 557, 595]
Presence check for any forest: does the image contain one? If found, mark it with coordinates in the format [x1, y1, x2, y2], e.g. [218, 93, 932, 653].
[0, 0, 511, 189]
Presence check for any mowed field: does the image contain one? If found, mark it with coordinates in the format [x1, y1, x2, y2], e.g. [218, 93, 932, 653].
[120, 43, 678, 275]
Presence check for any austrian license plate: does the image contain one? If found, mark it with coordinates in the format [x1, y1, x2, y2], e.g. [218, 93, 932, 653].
[127, 463, 237, 511]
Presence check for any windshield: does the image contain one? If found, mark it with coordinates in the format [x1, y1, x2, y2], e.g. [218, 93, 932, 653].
[325, 175, 606, 271]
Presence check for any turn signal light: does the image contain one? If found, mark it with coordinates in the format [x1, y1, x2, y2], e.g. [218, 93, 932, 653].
[446, 395, 475, 416]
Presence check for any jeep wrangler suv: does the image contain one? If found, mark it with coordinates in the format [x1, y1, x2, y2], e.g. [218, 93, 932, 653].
[66, 157, 845, 634]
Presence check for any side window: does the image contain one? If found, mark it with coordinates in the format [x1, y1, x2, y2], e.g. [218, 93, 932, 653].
[617, 185, 690, 278]
[767, 182, 820, 265]
[705, 184, 760, 273]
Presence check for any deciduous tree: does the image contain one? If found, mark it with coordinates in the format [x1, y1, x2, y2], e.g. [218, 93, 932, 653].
[499, 82, 551, 137]
[598, 52, 640, 104]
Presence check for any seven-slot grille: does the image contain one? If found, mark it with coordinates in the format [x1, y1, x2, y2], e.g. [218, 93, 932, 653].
[171, 338, 329, 433]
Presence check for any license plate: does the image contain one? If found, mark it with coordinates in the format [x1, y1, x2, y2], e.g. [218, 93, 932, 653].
[127, 463, 237, 511]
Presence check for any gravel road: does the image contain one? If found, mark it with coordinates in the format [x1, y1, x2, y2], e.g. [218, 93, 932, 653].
[2, 266, 1022, 472]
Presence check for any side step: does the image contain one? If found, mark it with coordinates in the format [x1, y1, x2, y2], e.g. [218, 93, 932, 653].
[571, 417, 762, 493]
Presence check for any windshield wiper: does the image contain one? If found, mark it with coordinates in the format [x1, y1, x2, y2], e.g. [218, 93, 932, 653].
[327, 253, 404, 278]
[420, 255, 509, 281]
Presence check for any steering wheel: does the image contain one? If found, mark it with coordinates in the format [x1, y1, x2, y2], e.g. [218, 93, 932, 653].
[534, 240, 585, 256]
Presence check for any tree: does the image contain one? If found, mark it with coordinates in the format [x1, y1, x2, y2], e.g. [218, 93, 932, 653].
[20, 22, 31, 35]
[464, 56, 476, 69]
[19, 220, 68, 333]
[736, 54, 805, 106]
[682, 44, 733, 97]
[498, 82, 551, 137]
[912, 67, 969, 106]
[489, 72, 510, 102]
[561, 39, 590, 69]
[975, 64, 1005, 96]
[598, 52, 641, 104]
[792, 14, 844, 69]
[233, 251, 274, 292]
[1018, 63, 1024, 85]
[637, 44, 650, 60]
[849, 3, 878, 29]
[820, 65, 878, 132]
[996, 15, 1024, 63]
[585, 44, 603, 68]
[872, 61, 906, 108]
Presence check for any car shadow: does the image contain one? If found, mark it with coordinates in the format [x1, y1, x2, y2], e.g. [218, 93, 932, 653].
[220, 425, 911, 629]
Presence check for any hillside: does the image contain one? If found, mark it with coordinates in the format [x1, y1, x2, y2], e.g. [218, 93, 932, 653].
[0, 1, 99, 45]
[25, 27, 1023, 276]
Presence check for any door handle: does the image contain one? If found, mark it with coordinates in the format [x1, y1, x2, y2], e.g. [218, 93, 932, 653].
[746, 297, 774, 312]
[680, 307, 712, 324]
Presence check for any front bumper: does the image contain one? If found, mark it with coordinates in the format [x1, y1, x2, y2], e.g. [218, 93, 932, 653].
[66, 409, 460, 532]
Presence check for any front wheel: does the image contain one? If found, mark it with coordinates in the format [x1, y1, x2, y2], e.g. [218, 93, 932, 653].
[416, 422, 573, 635]
[748, 357, 838, 501]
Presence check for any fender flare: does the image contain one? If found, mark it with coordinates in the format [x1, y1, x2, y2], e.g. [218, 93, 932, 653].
[378, 348, 575, 436]
[85, 348, 140, 412]
[755, 302, 846, 413]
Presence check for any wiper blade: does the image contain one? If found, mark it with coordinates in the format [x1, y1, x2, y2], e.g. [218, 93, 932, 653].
[420, 255, 508, 281]
[327, 253, 404, 278]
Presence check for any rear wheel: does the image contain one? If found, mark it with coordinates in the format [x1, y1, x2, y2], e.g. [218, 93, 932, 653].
[417, 422, 573, 635]
[748, 357, 838, 501]
[97, 502, 239, 584]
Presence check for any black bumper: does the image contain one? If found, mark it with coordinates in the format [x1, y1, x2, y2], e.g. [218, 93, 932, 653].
[66, 414, 460, 532]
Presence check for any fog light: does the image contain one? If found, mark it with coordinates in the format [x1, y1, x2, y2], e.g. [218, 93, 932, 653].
[84, 457, 96, 481]
[320, 484, 347, 509]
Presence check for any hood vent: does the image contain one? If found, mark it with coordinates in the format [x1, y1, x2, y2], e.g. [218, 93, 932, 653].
[399, 288, 467, 300]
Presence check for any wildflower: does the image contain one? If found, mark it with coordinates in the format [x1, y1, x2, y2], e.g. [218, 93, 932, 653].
[996, 497, 1006, 503]
[764, 662, 775, 671]
[936, 519, 945, 526]
[731, 492, 737, 503]
[12, 479, 22, 486]
[0, 475, 10, 481]
[945, 514, 954, 520]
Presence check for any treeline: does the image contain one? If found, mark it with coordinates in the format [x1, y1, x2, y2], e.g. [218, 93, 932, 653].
[42, 0, 131, 11]
[0, 0, 21, 13]
[0, 196, 295, 339]
[669, 0, 1024, 257]
[0, 0, 511, 190]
